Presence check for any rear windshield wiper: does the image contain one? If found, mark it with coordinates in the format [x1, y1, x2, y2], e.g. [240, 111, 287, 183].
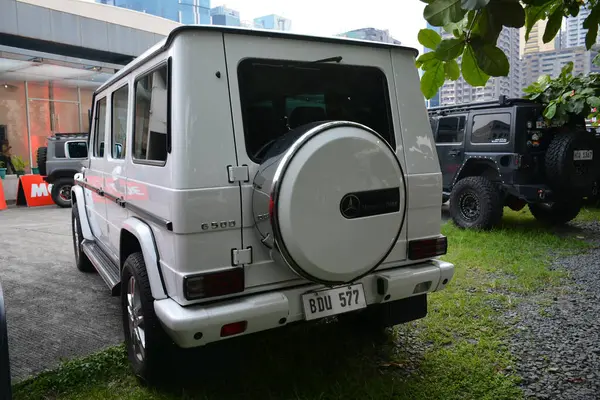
[285, 56, 343, 68]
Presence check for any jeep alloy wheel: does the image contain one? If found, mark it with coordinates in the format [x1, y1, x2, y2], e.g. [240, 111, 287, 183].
[449, 176, 503, 230]
[126, 276, 145, 363]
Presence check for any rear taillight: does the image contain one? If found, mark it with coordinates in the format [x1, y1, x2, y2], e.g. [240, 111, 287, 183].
[408, 236, 447, 260]
[184, 268, 244, 300]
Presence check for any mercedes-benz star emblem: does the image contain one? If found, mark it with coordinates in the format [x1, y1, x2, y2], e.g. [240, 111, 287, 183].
[340, 194, 361, 218]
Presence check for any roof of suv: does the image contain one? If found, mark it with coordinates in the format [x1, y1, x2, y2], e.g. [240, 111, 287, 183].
[96, 25, 419, 94]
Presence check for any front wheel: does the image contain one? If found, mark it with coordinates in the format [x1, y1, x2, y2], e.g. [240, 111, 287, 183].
[122, 252, 173, 383]
[529, 201, 582, 225]
[51, 178, 74, 208]
[449, 176, 503, 230]
[72, 205, 94, 272]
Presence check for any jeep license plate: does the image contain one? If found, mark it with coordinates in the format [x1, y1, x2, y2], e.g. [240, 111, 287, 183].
[574, 150, 593, 161]
[302, 284, 366, 321]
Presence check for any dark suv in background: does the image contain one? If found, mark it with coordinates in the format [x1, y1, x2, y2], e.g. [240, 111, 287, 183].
[430, 96, 600, 230]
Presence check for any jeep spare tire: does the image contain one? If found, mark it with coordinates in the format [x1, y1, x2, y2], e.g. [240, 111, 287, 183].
[252, 121, 406, 285]
[545, 131, 600, 193]
[37, 146, 47, 176]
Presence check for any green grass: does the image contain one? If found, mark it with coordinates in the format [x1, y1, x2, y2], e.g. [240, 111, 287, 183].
[13, 208, 600, 400]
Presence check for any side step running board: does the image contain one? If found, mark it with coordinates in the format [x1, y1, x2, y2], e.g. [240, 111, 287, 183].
[81, 240, 120, 296]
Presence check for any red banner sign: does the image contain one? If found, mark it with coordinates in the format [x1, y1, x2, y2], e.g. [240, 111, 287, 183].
[17, 175, 56, 207]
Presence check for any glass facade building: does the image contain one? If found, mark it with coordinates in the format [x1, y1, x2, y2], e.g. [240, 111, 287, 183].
[97, 0, 210, 24]
[253, 15, 291, 31]
[210, 6, 240, 27]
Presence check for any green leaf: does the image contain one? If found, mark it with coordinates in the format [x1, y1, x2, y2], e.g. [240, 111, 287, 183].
[473, 8, 503, 42]
[525, 3, 554, 41]
[424, 0, 467, 26]
[594, 54, 600, 67]
[473, 42, 509, 76]
[444, 60, 460, 80]
[583, 8, 600, 50]
[421, 60, 446, 99]
[434, 38, 466, 60]
[544, 102, 557, 119]
[461, 0, 490, 10]
[418, 29, 443, 50]
[537, 74, 551, 86]
[422, 57, 443, 71]
[415, 52, 437, 68]
[461, 44, 490, 86]
[489, 0, 525, 28]
[587, 96, 600, 107]
[543, 5, 564, 43]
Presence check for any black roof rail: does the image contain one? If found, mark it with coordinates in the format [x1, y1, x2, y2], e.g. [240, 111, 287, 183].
[427, 96, 535, 116]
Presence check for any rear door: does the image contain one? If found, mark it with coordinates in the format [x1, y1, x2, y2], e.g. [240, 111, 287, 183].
[434, 115, 466, 190]
[223, 33, 407, 289]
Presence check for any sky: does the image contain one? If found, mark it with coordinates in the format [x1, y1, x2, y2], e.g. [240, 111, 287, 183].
[215, 0, 426, 50]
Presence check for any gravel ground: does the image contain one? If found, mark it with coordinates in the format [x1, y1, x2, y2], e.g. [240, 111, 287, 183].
[508, 220, 600, 400]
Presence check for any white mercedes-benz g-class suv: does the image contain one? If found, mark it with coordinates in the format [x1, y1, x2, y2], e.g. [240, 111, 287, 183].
[70, 25, 454, 381]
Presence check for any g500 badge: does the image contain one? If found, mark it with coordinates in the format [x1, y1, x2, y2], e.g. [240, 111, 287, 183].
[201, 220, 236, 231]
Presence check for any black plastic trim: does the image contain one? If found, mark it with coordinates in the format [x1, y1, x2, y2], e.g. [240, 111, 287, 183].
[124, 202, 173, 232]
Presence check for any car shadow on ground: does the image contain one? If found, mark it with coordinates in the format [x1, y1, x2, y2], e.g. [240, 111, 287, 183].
[152, 318, 420, 399]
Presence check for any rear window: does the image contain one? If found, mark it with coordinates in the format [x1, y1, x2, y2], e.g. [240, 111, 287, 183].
[435, 116, 465, 143]
[238, 58, 395, 162]
[471, 113, 511, 144]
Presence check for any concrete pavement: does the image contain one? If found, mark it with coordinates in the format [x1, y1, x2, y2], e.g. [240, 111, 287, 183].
[0, 206, 122, 382]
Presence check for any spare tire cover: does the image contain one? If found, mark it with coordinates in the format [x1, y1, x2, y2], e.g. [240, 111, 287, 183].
[252, 121, 406, 285]
[545, 131, 600, 192]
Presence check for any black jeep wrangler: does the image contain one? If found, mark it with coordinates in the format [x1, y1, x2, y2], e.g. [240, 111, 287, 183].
[430, 96, 600, 230]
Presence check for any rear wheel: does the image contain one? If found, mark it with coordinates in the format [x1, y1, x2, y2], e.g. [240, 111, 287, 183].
[36, 147, 47, 176]
[122, 253, 173, 383]
[51, 178, 73, 208]
[529, 201, 582, 225]
[449, 176, 503, 230]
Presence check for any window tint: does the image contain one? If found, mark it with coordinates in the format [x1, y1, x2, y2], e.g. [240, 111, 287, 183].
[55, 143, 66, 158]
[133, 65, 168, 164]
[238, 59, 394, 162]
[93, 98, 107, 157]
[67, 142, 88, 158]
[471, 113, 511, 144]
[436, 116, 465, 143]
[111, 85, 129, 159]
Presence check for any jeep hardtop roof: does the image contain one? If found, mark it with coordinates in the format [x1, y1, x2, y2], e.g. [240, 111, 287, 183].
[428, 96, 538, 116]
[96, 25, 419, 94]
[48, 132, 88, 141]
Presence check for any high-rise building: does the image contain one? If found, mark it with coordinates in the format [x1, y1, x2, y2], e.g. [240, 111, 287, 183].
[520, 20, 560, 55]
[253, 14, 291, 31]
[438, 27, 521, 105]
[338, 28, 401, 45]
[96, 0, 210, 24]
[521, 46, 600, 93]
[210, 5, 240, 27]
[564, 7, 598, 48]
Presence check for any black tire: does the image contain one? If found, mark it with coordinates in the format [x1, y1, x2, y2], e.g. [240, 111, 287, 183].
[529, 201, 582, 225]
[122, 253, 173, 383]
[449, 176, 503, 230]
[37, 146, 47, 176]
[545, 132, 600, 194]
[51, 178, 73, 208]
[72, 205, 95, 272]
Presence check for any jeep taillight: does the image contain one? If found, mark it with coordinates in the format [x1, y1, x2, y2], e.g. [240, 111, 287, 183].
[408, 236, 448, 260]
[184, 268, 244, 300]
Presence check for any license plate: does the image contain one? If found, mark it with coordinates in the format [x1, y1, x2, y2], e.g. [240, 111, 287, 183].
[302, 284, 366, 321]
[574, 150, 593, 161]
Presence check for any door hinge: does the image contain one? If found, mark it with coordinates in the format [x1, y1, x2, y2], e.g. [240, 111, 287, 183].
[231, 247, 253, 266]
[227, 164, 250, 183]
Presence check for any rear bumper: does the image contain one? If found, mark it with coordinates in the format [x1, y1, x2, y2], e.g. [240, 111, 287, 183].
[154, 259, 454, 348]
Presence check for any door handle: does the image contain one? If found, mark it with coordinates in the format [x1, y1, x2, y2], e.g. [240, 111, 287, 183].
[448, 150, 461, 156]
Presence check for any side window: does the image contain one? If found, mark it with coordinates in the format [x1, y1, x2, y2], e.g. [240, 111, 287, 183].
[471, 113, 511, 144]
[93, 98, 107, 158]
[437, 116, 465, 143]
[55, 144, 66, 158]
[133, 65, 168, 164]
[111, 85, 129, 159]
[67, 142, 88, 159]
